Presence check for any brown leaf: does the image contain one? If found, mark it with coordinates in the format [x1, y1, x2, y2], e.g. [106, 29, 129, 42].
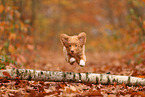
[14, 10, 21, 19]
[0, 77, 3, 80]
[9, 33, 16, 41]
[113, 82, 117, 88]
[80, 89, 103, 96]
[136, 75, 145, 78]
[3, 72, 11, 78]
[27, 44, 34, 51]
[59, 83, 66, 89]
[69, 85, 77, 92]
[17, 55, 27, 64]
[8, 44, 15, 54]
[29, 90, 36, 97]
[143, 21, 145, 29]
[131, 91, 145, 96]
[37, 92, 44, 97]
[0, 5, 4, 13]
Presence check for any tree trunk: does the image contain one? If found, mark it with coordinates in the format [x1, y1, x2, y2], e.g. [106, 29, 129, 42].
[0, 69, 145, 86]
[31, 0, 36, 27]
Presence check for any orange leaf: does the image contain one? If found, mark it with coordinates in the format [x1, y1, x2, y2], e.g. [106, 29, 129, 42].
[81, 90, 102, 96]
[15, 77, 20, 80]
[17, 55, 27, 64]
[8, 44, 15, 54]
[9, 33, 16, 41]
[15, 24, 19, 29]
[59, 83, 66, 88]
[131, 91, 145, 96]
[142, 0, 145, 3]
[136, 75, 145, 78]
[3, 72, 11, 78]
[0, 77, 3, 80]
[143, 21, 145, 29]
[113, 82, 117, 88]
[15, 10, 20, 19]
[27, 44, 34, 50]
[0, 46, 2, 51]
[0, 5, 4, 13]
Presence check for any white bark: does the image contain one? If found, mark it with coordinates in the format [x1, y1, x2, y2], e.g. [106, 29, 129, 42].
[0, 69, 145, 86]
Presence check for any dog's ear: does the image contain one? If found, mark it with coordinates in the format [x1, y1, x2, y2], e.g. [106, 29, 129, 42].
[78, 32, 86, 45]
[60, 34, 69, 46]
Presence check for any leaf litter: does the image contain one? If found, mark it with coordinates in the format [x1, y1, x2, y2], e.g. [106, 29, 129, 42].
[0, 50, 145, 96]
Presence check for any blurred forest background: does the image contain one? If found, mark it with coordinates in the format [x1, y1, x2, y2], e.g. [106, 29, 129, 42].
[0, 0, 145, 96]
[0, 0, 144, 71]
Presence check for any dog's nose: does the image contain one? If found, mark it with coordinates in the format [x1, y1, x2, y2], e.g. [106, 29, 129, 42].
[71, 50, 74, 53]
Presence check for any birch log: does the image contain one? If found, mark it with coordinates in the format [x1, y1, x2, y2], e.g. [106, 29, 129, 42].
[0, 69, 145, 86]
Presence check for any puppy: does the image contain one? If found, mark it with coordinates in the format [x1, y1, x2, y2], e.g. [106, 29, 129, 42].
[60, 32, 86, 67]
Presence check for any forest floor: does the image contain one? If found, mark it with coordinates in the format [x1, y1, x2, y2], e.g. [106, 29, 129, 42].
[1, 49, 144, 96]
[24, 50, 144, 76]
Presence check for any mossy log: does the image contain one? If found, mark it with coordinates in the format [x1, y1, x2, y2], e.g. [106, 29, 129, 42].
[0, 69, 145, 86]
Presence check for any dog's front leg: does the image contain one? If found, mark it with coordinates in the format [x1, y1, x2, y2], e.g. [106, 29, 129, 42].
[69, 57, 76, 65]
[78, 45, 86, 67]
[63, 46, 69, 62]
[79, 54, 86, 67]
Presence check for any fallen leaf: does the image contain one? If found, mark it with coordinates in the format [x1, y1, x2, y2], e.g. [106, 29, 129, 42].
[15, 10, 20, 19]
[17, 55, 26, 64]
[27, 44, 34, 51]
[3, 72, 11, 78]
[9, 33, 16, 41]
[143, 21, 145, 29]
[8, 44, 15, 54]
[136, 75, 145, 78]
[80, 89, 102, 96]
[131, 91, 145, 96]
[69, 85, 77, 92]
[0, 5, 4, 13]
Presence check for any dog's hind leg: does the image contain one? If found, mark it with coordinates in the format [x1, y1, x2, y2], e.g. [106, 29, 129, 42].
[63, 46, 69, 62]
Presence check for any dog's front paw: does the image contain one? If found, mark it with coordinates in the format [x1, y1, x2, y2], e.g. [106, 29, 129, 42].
[79, 60, 85, 67]
[70, 57, 75, 65]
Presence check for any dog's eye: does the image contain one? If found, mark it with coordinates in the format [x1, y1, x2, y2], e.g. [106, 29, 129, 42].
[75, 45, 77, 47]
[69, 45, 71, 47]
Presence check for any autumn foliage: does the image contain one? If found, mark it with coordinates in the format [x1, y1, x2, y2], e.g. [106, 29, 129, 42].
[0, 0, 145, 96]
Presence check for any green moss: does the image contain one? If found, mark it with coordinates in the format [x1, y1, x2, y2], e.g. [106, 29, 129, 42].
[25, 70, 27, 73]
[113, 78, 116, 83]
[78, 73, 81, 81]
[49, 71, 51, 76]
[96, 76, 99, 84]
[63, 72, 66, 79]
[100, 74, 103, 81]
[33, 70, 36, 78]
[28, 71, 32, 81]
[107, 76, 110, 84]
[73, 73, 76, 82]
[16, 69, 20, 77]
[41, 71, 43, 75]
[86, 72, 89, 81]
[127, 76, 130, 84]
[0, 63, 5, 70]
[66, 72, 72, 75]
[135, 80, 139, 85]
